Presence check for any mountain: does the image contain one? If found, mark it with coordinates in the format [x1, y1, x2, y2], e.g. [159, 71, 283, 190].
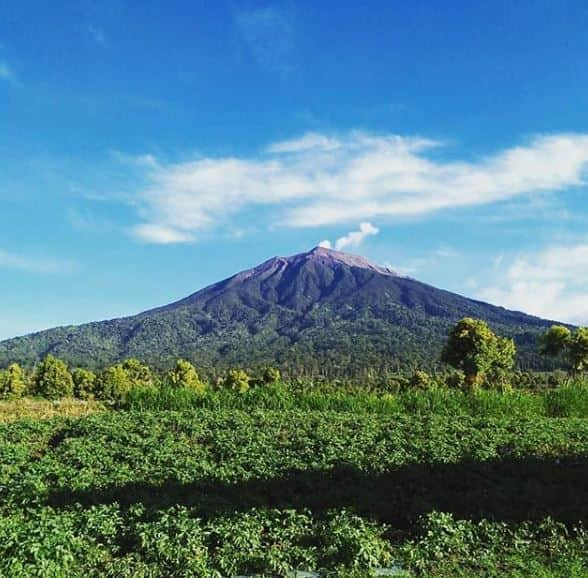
[0, 246, 557, 373]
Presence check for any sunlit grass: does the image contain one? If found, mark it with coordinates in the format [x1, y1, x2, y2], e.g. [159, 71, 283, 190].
[0, 397, 104, 424]
[122, 381, 588, 418]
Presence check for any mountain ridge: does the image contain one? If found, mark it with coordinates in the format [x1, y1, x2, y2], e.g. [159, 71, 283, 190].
[0, 247, 559, 372]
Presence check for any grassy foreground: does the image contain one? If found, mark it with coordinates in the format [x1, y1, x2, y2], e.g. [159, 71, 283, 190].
[0, 397, 103, 424]
[123, 381, 588, 418]
[0, 408, 586, 577]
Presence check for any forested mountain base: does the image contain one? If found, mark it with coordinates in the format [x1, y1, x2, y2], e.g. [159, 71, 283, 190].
[0, 248, 559, 372]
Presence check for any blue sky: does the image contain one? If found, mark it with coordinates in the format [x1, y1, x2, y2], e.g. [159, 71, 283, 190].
[1, 0, 588, 339]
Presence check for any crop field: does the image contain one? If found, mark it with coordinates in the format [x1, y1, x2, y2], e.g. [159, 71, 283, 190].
[0, 404, 587, 577]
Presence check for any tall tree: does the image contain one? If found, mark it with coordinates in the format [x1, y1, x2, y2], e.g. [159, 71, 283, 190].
[34, 355, 74, 399]
[441, 317, 515, 389]
[72, 368, 97, 400]
[166, 359, 206, 394]
[541, 325, 588, 376]
[0, 363, 28, 397]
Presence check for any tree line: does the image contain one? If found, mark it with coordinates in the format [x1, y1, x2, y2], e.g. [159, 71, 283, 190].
[1, 318, 586, 401]
[0, 356, 284, 402]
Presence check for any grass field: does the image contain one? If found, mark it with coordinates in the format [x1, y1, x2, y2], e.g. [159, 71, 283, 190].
[0, 399, 586, 577]
[0, 397, 104, 424]
[123, 381, 588, 419]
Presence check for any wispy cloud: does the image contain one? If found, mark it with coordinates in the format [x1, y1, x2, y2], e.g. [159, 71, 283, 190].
[125, 131, 588, 244]
[478, 243, 588, 324]
[234, 5, 295, 73]
[132, 224, 195, 244]
[0, 249, 76, 273]
[320, 222, 379, 251]
[385, 245, 459, 277]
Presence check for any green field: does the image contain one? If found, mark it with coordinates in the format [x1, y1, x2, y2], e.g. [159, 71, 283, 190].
[0, 400, 586, 577]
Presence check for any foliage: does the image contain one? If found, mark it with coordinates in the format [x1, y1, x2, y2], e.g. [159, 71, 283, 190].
[540, 325, 572, 357]
[97, 358, 154, 402]
[71, 368, 97, 400]
[442, 317, 516, 388]
[122, 378, 588, 418]
[97, 364, 132, 402]
[0, 363, 28, 397]
[120, 358, 153, 387]
[408, 369, 434, 390]
[262, 366, 282, 384]
[541, 325, 588, 376]
[33, 355, 74, 399]
[165, 359, 206, 394]
[0, 409, 586, 575]
[223, 368, 251, 393]
[399, 512, 587, 577]
[0, 254, 556, 373]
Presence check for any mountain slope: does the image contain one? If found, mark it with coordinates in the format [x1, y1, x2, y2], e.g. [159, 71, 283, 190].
[0, 247, 556, 372]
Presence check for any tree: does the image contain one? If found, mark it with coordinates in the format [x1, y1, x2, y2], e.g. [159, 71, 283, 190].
[97, 364, 133, 402]
[224, 369, 250, 393]
[262, 367, 281, 385]
[540, 325, 588, 376]
[97, 359, 155, 402]
[408, 370, 434, 390]
[72, 368, 97, 400]
[0, 363, 27, 397]
[569, 327, 588, 374]
[34, 355, 74, 399]
[441, 317, 515, 389]
[120, 358, 153, 387]
[166, 359, 206, 394]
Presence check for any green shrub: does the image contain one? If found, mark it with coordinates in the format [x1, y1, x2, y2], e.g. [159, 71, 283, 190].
[0, 363, 28, 398]
[223, 369, 251, 393]
[545, 383, 588, 418]
[166, 359, 206, 394]
[97, 364, 133, 402]
[71, 368, 97, 400]
[408, 370, 434, 390]
[262, 366, 281, 385]
[34, 355, 74, 399]
[120, 358, 153, 388]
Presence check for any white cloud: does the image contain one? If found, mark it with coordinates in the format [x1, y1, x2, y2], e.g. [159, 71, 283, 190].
[0, 249, 75, 273]
[127, 131, 588, 243]
[318, 239, 332, 249]
[267, 133, 342, 154]
[132, 224, 195, 244]
[478, 243, 588, 324]
[334, 222, 379, 250]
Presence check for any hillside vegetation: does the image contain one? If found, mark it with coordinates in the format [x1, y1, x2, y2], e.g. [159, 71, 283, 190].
[0, 248, 557, 372]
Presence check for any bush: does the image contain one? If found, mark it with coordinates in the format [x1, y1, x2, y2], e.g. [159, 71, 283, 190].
[34, 355, 74, 399]
[408, 370, 434, 390]
[97, 364, 133, 402]
[120, 358, 153, 388]
[0, 363, 28, 398]
[223, 369, 251, 393]
[166, 359, 206, 394]
[72, 368, 97, 400]
[262, 367, 281, 385]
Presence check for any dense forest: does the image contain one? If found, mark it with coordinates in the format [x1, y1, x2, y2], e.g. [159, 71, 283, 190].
[0, 248, 564, 373]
